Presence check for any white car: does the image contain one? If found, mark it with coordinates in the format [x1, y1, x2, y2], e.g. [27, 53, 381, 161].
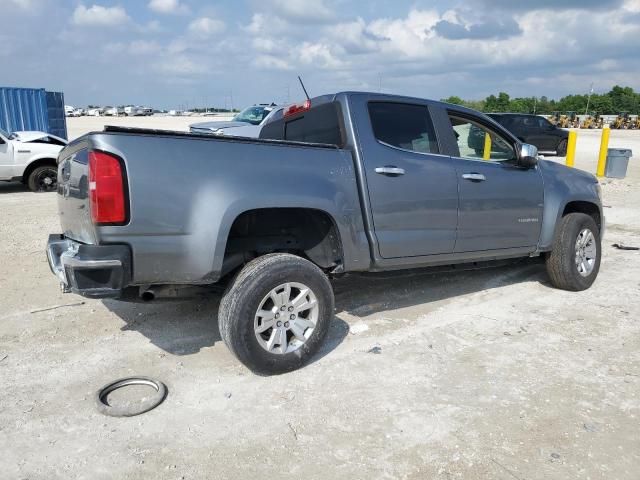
[190, 104, 282, 137]
[104, 107, 124, 116]
[0, 127, 67, 192]
[124, 106, 144, 116]
[87, 108, 102, 116]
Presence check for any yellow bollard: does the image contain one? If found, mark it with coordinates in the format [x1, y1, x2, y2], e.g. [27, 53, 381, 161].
[565, 130, 577, 167]
[483, 133, 492, 160]
[596, 127, 610, 177]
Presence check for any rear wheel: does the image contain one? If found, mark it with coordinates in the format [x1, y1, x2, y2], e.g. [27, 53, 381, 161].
[545, 213, 601, 291]
[27, 165, 58, 192]
[218, 253, 334, 375]
[556, 139, 568, 157]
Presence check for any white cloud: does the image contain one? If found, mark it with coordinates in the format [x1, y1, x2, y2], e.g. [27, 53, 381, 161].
[255, 55, 292, 71]
[3, 0, 39, 8]
[153, 55, 208, 75]
[72, 4, 130, 27]
[187, 17, 225, 38]
[148, 0, 189, 15]
[129, 40, 162, 55]
[297, 42, 344, 69]
[267, 0, 334, 23]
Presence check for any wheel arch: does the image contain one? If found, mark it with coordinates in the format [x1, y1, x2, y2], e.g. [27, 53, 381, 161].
[562, 201, 602, 231]
[21, 156, 58, 184]
[219, 207, 345, 278]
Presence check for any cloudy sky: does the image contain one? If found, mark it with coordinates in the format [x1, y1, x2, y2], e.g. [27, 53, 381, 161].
[2, 0, 639, 109]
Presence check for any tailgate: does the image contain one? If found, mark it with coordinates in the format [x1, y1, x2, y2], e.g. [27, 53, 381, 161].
[57, 147, 97, 244]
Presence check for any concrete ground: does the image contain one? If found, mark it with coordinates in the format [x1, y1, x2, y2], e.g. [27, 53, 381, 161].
[1, 119, 639, 479]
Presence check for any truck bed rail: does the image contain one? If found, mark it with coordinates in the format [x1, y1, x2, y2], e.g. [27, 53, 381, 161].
[101, 125, 340, 150]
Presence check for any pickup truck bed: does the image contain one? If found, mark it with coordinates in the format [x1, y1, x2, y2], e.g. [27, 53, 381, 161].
[55, 126, 369, 289]
[47, 91, 603, 374]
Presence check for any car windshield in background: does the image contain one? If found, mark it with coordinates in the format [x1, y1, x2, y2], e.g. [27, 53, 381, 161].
[0, 127, 13, 139]
[232, 106, 271, 125]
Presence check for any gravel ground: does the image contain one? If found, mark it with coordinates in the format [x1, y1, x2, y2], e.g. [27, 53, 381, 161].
[1, 121, 639, 479]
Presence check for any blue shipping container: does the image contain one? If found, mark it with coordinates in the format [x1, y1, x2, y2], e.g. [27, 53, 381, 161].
[0, 87, 68, 139]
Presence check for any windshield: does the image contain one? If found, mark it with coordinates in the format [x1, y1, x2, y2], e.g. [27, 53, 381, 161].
[232, 106, 271, 125]
[0, 127, 13, 139]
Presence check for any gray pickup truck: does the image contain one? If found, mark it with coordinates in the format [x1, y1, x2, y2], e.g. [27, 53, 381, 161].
[47, 92, 603, 374]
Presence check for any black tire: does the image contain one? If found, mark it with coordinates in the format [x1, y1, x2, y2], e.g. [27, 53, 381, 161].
[218, 253, 334, 375]
[545, 213, 601, 291]
[556, 139, 568, 157]
[27, 165, 58, 192]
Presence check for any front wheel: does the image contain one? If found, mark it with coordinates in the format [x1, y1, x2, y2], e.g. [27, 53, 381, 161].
[27, 165, 58, 192]
[556, 139, 568, 157]
[218, 253, 334, 375]
[545, 213, 601, 291]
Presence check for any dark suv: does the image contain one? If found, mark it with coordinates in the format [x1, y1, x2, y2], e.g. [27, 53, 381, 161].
[487, 113, 569, 156]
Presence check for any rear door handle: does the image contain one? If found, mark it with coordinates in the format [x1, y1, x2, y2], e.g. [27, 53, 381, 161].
[375, 166, 405, 176]
[462, 173, 486, 182]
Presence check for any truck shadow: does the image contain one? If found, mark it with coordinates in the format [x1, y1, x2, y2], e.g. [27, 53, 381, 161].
[0, 182, 29, 194]
[332, 259, 548, 318]
[103, 294, 351, 360]
[103, 259, 547, 359]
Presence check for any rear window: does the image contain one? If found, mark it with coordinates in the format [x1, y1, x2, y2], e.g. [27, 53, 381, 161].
[260, 101, 344, 146]
[368, 102, 438, 154]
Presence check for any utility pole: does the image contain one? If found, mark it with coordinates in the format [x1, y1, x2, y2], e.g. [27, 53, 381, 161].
[533, 96, 537, 114]
[378, 73, 382, 93]
[585, 82, 594, 116]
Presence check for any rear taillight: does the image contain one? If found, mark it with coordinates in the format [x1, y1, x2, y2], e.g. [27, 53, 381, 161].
[88, 150, 127, 225]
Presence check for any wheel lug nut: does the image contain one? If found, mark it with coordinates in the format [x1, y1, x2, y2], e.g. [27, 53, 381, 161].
[284, 321, 290, 328]
[288, 306, 294, 312]
[276, 321, 282, 327]
[275, 313, 279, 319]
[290, 314, 295, 320]
[280, 306, 286, 311]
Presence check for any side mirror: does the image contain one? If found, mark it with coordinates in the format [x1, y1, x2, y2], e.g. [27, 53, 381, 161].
[518, 143, 538, 168]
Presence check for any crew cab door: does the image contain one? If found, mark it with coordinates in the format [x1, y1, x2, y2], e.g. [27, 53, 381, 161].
[443, 111, 544, 252]
[355, 99, 458, 258]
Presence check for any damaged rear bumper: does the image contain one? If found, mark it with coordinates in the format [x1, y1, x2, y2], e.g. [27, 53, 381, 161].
[46, 234, 131, 298]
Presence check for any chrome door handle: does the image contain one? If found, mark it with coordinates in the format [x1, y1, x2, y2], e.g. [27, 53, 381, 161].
[462, 173, 486, 182]
[375, 166, 405, 176]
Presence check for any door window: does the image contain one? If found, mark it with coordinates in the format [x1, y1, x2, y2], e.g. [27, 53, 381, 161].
[448, 114, 516, 162]
[368, 102, 438, 154]
[537, 116, 553, 129]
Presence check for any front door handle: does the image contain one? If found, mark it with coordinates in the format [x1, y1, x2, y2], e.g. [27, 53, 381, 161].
[462, 173, 486, 182]
[375, 166, 405, 176]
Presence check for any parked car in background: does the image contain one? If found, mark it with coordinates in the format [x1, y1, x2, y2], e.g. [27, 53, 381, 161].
[104, 106, 124, 117]
[486, 113, 569, 156]
[124, 106, 143, 116]
[70, 108, 85, 117]
[64, 105, 75, 117]
[87, 108, 103, 116]
[0, 127, 67, 191]
[190, 103, 282, 137]
[48, 92, 603, 374]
